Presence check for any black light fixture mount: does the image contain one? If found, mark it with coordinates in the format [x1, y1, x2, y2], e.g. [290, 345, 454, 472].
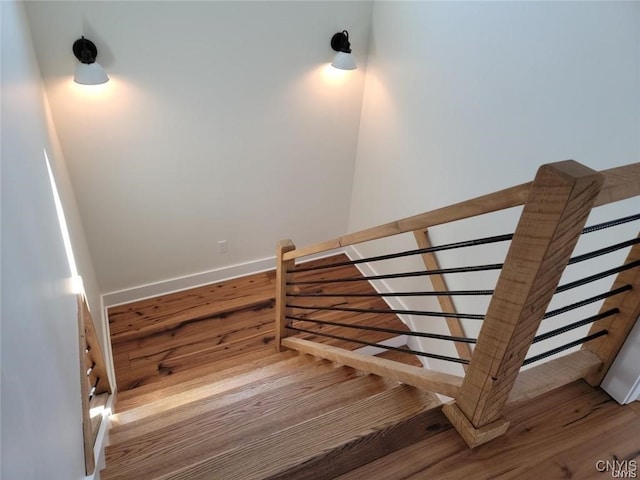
[73, 36, 98, 64]
[331, 30, 352, 54]
[330, 30, 357, 70]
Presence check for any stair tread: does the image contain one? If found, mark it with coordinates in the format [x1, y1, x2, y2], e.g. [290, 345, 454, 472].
[152, 384, 439, 480]
[112, 352, 317, 428]
[102, 367, 399, 479]
[114, 348, 298, 412]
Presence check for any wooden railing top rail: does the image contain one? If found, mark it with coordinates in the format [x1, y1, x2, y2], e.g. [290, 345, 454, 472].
[284, 162, 640, 261]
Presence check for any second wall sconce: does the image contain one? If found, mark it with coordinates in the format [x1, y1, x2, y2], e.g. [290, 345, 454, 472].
[330, 30, 357, 71]
[72, 36, 109, 85]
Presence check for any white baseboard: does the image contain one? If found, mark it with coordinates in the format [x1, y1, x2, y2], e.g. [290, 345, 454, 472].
[101, 256, 276, 308]
[101, 250, 345, 308]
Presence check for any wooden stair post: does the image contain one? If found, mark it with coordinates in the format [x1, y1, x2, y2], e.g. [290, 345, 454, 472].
[275, 239, 296, 352]
[443, 161, 604, 448]
[582, 233, 640, 386]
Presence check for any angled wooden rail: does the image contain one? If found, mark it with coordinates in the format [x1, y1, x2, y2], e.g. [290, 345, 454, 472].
[78, 294, 112, 475]
[275, 160, 640, 448]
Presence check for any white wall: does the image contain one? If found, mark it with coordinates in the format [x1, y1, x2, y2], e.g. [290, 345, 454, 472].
[24, 1, 372, 295]
[1, 0, 103, 477]
[349, 1, 640, 375]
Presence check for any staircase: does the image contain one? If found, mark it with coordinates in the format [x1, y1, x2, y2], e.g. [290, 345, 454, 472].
[102, 350, 440, 479]
[102, 256, 438, 479]
[99, 160, 640, 478]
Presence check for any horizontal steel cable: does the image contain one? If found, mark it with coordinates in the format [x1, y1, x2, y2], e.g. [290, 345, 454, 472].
[287, 325, 470, 365]
[288, 237, 638, 287]
[286, 303, 485, 320]
[581, 212, 640, 234]
[287, 315, 477, 344]
[287, 263, 503, 285]
[568, 237, 640, 265]
[533, 309, 618, 344]
[522, 330, 608, 366]
[291, 234, 513, 273]
[290, 213, 640, 274]
[543, 285, 631, 319]
[556, 260, 640, 293]
[287, 289, 494, 298]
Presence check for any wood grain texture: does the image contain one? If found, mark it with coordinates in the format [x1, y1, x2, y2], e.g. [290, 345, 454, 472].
[78, 296, 96, 476]
[593, 162, 640, 207]
[413, 228, 473, 367]
[78, 294, 112, 475]
[275, 239, 295, 351]
[111, 353, 309, 425]
[338, 381, 640, 480]
[457, 161, 604, 428]
[508, 349, 602, 405]
[151, 385, 439, 480]
[103, 371, 412, 480]
[283, 337, 461, 398]
[583, 233, 640, 385]
[442, 402, 509, 448]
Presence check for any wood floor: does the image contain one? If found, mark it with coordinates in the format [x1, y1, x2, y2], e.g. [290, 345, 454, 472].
[104, 256, 640, 479]
[339, 380, 640, 480]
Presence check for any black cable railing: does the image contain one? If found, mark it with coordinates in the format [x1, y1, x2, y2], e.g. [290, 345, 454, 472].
[287, 263, 503, 286]
[284, 213, 638, 368]
[522, 330, 608, 366]
[556, 259, 640, 293]
[290, 233, 514, 274]
[533, 308, 618, 344]
[287, 315, 477, 344]
[286, 303, 485, 320]
[288, 288, 494, 298]
[543, 285, 631, 319]
[289, 213, 640, 275]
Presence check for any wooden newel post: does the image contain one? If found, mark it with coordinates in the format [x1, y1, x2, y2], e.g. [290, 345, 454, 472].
[443, 161, 604, 447]
[275, 239, 296, 352]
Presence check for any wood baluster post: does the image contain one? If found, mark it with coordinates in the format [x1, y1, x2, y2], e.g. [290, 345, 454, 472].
[443, 160, 604, 448]
[582, 233, 640, 386]
[413, 228, 473, 368]
[275, 239, 296, 352]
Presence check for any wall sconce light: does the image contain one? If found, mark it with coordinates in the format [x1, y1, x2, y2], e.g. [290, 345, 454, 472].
[72, 36, 109, 85]
[330, 30, 357, 71]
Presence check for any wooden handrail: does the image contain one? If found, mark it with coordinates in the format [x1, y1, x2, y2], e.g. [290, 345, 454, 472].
[283, 162, 639, 262]
[283, 183, 530, 261]
[593, 162, 640, 207]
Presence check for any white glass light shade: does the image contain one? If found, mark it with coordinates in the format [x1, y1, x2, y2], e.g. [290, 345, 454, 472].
[331, 51, 357, 71]
[74, 62, 109, 85]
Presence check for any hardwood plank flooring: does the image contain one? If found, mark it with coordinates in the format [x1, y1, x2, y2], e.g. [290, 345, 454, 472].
[108, 254, 416, 398]
[337, 380, 640, 480]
